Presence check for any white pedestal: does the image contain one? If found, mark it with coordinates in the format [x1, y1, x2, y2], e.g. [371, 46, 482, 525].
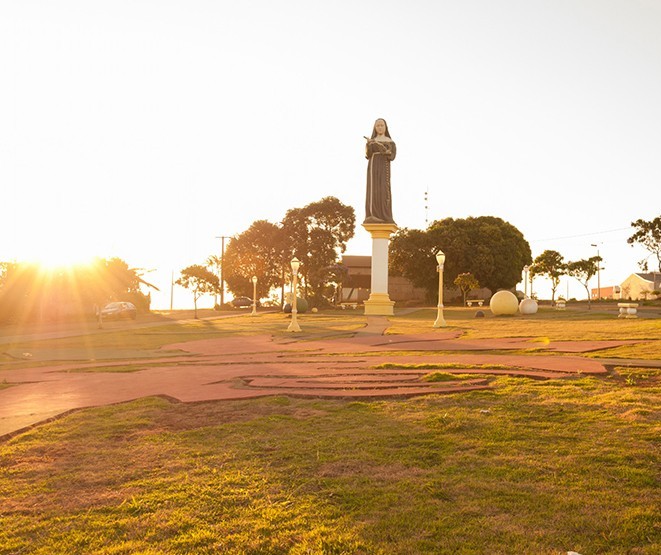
[362, 222, 398, 316]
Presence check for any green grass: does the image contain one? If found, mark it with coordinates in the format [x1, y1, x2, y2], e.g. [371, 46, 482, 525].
[373, 362, 513, 371]
[1, 307, 660, 553]
[1, 376, 659, 554]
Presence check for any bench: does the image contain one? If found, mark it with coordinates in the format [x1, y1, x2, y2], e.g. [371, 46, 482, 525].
[617, 302, 638, 319]
[466, 299, 484, 307]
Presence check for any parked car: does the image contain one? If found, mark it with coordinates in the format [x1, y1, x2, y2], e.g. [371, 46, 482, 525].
[230, 296, 255, 309]
[100, 301, 137, 320]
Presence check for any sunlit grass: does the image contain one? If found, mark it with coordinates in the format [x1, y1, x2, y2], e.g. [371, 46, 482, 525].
[1, 307, 660, 552]
[2, 307, 659, 365]
[1, 376, 659, 554]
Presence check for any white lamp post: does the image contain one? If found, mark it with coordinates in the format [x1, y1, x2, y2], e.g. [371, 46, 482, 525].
[433, 250, 447, 328]
[251, 275, 258, 316]
[523, 265, 529, 298]
[287, 257, 301, 332]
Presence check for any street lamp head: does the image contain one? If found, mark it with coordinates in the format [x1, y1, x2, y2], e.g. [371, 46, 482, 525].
[252, 275, 257, 284]
[291, 257, 300, 273]
[435, 250, 445, 267]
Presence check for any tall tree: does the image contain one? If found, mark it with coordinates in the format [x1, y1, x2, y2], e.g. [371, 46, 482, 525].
[530, 250, 566, 304]
[281, 196, 355, 305]
[391, 216, 532, 301]
[176, 265, 219, 318]
[628, 215, 661, 271]
[566, 256, 602, 309]
[222, 220, 285, 300]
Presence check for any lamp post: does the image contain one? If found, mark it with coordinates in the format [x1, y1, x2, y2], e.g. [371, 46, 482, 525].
[251, 275, 258, 316]
[523, 265, 529, 298]
[591, 243, 601, 300]
[433, 250, 447, 328]
[287, 257, 301, 332]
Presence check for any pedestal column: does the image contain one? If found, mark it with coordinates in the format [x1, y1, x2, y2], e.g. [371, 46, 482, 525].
[362, 222, 398, 316]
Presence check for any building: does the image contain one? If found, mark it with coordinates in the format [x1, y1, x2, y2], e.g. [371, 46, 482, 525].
[618, 272, 661, 301]
[340, 255, 427, 304]
[339, 255, 491, 305]
[590, 285, 621, 300]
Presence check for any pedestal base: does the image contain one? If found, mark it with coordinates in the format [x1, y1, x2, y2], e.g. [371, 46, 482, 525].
[362, 222, 398, 317]
[363, 293, 395, 316]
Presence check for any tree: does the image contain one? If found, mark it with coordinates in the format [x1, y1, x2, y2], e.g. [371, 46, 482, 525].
[566, 256, 601, 309]
[530, 250, 566, 304]
[628, 216, 661, 271]
[0, 258, 156, 323]
[454, 272, 480, 306]
[281, 196, 356, 306]
[391, 216, 532, 301]
[222, 220, 284, 301]
[176, 265, 219, 318]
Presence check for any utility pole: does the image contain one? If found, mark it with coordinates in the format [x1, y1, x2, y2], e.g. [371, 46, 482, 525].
[170, 270, 174, 311]
[216, 235, 231, 307]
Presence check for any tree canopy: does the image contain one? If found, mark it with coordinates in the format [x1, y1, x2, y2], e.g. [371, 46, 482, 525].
[566, 256, 601, 309]
[628, 215, 661, 271]
[281, 196, 356, 304]
[0, 258, 155, 323]
[530, 250, 565, 304]
[176, 264, 219, 318]
[223, 220, 284, 300]
[222, 196, 355, 306]
[390, 216, 532, 300]
[454, 272, 480, 306]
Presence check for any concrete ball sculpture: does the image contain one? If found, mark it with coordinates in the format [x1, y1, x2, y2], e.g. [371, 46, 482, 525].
[519, 298, 539, 315]
[489, 290, 519, 316]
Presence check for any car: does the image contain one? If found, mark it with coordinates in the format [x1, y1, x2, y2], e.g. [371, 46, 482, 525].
[230, 296, 255, 309]
[100, 301, 137, 320]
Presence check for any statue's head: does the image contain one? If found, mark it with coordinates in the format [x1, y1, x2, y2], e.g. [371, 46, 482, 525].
[371, 118, 391, 139]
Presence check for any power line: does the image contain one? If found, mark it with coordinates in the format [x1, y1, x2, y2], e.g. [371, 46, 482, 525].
[530, 227, 630, 243]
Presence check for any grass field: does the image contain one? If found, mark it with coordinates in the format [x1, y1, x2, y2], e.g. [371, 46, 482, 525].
[0, 308, 659, 554]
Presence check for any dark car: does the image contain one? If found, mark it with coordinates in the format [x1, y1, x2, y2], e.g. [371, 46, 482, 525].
[230, 296, 255, 309]
[100, 301, 137, 320]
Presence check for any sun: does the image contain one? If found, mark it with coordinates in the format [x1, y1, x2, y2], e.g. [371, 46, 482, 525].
[23, 243, 97, 272]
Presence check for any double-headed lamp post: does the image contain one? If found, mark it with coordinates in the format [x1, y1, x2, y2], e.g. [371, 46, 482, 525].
[433, 250, 447, 328]
[251, 275, 258, 316]
[287, 257, 301, 332]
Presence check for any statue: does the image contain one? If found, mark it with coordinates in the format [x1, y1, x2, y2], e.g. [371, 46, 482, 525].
[364, 118, 396, 224]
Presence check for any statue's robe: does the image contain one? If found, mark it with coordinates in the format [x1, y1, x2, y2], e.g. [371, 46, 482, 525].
[364, 139, 396, 224]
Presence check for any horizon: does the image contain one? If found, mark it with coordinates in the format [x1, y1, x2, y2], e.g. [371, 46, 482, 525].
[2, 1, 660, 309]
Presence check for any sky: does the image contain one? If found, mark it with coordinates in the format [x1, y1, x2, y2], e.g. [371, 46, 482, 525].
[2, 0, 660, 309]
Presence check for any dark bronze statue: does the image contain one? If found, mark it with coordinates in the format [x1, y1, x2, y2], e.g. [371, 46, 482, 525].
[364, 118, 396, 224]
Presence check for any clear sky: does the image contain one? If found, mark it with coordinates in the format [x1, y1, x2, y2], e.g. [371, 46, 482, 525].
[2, 0, 660, 308]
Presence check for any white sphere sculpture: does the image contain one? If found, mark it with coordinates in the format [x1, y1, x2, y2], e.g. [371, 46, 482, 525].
[519, 298, 539, 315]
[490, 290, 519, 316]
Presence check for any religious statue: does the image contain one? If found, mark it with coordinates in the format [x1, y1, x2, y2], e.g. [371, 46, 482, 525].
[364, 118, 396, 224]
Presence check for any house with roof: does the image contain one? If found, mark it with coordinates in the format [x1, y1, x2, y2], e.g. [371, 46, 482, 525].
[618, 272, 661, 301]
